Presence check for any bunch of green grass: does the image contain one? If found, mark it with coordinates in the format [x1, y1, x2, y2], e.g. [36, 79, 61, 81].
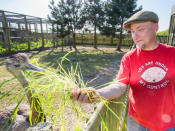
[26, 69, 127, 130]
[24, 54, 92, 130]
[1, 52, 127, 131]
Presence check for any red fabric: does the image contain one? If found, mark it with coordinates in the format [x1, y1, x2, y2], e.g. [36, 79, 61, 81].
[117, 43, 175, 130]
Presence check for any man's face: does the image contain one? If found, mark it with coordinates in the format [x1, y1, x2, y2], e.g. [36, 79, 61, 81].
[130, 21, 158, 49]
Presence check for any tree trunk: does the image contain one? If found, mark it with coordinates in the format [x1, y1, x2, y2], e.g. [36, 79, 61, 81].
[72, 32, 77, 49]
[61, 38, 64, 52]
[68, 35, 72, 50]
[111, 37, 113, 45]
[81, 34, 84, 45]
[117, 17, 124, 51]
[94, 24, 97, 49]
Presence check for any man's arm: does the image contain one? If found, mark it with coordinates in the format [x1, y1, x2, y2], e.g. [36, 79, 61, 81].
[97, 82, 127, 100]
[71, 82, 127, 103]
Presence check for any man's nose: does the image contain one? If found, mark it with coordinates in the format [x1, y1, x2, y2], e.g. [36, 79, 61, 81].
[132, 32, 139, 41]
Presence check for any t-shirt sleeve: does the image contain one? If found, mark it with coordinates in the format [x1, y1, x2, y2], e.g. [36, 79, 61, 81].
[116, 54, 130, 85]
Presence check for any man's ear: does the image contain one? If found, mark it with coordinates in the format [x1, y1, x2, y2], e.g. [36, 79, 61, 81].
[154, 23, 159, 33]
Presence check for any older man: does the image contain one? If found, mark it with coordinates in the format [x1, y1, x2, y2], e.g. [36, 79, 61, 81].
[71, 10, 175, 131]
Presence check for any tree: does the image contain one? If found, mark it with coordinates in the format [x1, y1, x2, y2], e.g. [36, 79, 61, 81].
[99, 1, 119, 45]
[99, 0, 141, 50]
[84, 0, 104, 49]
[48, 0, 86, 50]
[112, 0, 142, 51]
[48, 0, 71, 51]
[157, 29, 168, 36]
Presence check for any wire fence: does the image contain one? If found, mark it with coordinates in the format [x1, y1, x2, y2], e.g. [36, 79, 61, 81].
[0, 10, 169, 56]
[0, 33, 169, 56]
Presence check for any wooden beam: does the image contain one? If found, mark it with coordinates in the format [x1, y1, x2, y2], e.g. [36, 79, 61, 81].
[34, 24, 38, 33]
[45, 24, 49, 43]
[86, 91, 128, 131]
[29, 24, 31, 32]
[85, 102, 107, 131]
[46, 24, 48, 34]
[18, 23, 21, 30]
[52, 23, 56, 47]
[1, 11, 11, 52]
[40, 18, 45, 48]
[24, 15, 30, 50]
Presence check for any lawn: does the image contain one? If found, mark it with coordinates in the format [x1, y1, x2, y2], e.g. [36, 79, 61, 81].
[0, 46, 129, 130]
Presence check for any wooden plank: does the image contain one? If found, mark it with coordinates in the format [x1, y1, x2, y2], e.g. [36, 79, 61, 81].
[52, 23, 56, 47]
[1, 11, 11, 52]
[86, 90, 129, 131]
[40, 18, 45, 48]
[34, 24, 38, 33]
[85, 102, 107, 131]
[101, 97, 125, 131]
[18, 23, 20, 29]
[0, 9, 44, 21]
[45, 24, 49, 43]
[29, 24, 31, 32]
[24, 15, 30, 50]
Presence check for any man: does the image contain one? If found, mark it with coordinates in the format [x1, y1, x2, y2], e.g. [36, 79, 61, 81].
[71, 10, 175, 131]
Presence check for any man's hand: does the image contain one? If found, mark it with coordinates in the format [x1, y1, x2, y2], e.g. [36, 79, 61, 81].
[71, 82, 127, 103]
[71, 88, 99, 103]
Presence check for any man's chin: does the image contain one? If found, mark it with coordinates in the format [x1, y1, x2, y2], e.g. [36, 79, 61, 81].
[136, 43, 145, 49]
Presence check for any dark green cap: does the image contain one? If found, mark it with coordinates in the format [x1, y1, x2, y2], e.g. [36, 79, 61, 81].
[124, 10, 159, 29]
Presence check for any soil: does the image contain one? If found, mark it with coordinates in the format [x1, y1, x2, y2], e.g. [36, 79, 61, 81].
[53, 55, 124, 131]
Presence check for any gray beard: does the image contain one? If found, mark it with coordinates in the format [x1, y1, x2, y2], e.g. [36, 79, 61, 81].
[136, 43, 145, 49]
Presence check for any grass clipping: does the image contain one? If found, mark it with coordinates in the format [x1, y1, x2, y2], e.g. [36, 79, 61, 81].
[25, 55, 94, 130]
[1, 52, 126, 131]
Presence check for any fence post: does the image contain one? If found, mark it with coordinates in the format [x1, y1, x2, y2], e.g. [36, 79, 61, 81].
[18, 23, 21, 30]
[34, 24, 38, 33]
[24, 15, 30, 51]
[86, 89, 128, 131]
[29, 24, 32, 33]
[46, 24, 49, 44]
[85, 102, 107, 131]
[40, 18, 45, 48]
[52, 23, 56, 47]
[1, 10, 11, 53]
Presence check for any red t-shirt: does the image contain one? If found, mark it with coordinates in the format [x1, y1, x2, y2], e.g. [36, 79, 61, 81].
[117, 43, 175, 131]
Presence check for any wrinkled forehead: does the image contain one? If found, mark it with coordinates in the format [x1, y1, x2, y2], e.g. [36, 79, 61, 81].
[130, 21, 156, 30]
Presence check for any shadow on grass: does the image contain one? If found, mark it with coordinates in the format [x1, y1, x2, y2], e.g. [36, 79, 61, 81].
[37, 49, 124, 79]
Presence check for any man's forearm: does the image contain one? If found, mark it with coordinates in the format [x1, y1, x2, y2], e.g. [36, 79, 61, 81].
[96, 82, 127, 100]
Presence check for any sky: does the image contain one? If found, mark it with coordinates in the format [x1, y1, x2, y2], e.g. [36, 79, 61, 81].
[0, 0, 175, 32]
